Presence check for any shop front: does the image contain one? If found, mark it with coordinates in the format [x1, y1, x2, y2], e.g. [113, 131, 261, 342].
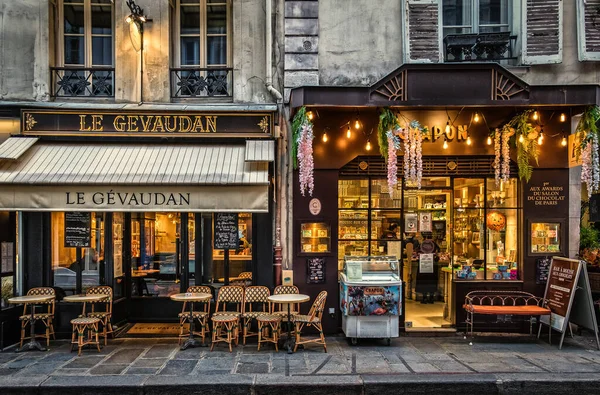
[289, 63, 598, 334]
[0, 107, 275, 338]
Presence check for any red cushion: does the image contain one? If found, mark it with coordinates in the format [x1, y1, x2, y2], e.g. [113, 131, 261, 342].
[463, 305, 550, 315]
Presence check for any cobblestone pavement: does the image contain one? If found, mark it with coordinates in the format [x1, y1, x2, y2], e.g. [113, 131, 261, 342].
[2, 333, 600, 394]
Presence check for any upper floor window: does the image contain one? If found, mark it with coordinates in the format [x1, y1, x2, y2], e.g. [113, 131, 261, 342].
[171, 0, 232, 98]
[52, 0, 114, 97]
[442, 0, 511, 37]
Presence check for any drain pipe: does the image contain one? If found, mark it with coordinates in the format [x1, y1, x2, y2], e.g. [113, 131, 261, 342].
[266, 0, 283, 102]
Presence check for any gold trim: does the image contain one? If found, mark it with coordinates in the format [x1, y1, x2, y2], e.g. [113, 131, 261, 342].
[25, 114, 37, 131]
[258, 116, 270, 133]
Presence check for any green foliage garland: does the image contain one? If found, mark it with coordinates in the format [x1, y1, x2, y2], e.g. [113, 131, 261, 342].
[291, 106, 310, 170]
[494, 110, 540, 182]
[575, 105, 600, 160]
[377, 108, 399, 159]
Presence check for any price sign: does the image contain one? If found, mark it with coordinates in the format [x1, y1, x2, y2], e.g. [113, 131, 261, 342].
[213, 213, 239, 250]
[64, 212, 91, 247]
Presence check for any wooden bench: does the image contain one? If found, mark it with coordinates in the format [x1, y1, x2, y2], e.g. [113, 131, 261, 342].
[464, 290, 551, 336]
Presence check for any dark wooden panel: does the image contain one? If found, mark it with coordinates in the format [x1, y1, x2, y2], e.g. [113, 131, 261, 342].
[526, 0, 560, 55]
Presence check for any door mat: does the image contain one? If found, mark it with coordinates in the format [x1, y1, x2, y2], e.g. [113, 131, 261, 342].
[120, 323, 182, 338]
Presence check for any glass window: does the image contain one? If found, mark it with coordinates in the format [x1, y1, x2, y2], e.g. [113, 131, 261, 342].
[212, 213, 252, 282]
[339, 180, 369, 209]
[442, 0, 510, 37]
[486, 178, 517, 208]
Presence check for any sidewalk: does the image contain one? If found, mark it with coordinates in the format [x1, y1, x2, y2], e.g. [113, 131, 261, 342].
[2, 332, 600, 394]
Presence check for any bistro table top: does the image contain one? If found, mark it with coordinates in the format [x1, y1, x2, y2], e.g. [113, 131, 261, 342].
[170, 292, 212, 302]
[8, 295, 54, 304]
[63, 294, 106, 303]
[217, 277, 243, 283]
[268, 294, 310, 304]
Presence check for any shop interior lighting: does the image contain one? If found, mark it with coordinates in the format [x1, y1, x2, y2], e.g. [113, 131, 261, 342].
[560, 113, 566, 122]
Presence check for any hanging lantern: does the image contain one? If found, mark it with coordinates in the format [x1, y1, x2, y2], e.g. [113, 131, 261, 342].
[486, 210, 506, 231]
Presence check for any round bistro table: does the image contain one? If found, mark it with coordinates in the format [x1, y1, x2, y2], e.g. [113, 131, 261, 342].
[170, 292, 212, 350]
[267, 293, 310, 353]
[8, 294, 54, 352]
[63, 294, 106, 316]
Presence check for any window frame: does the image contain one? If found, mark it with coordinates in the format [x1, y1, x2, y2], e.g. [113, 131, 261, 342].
[442, 0, 512, 37]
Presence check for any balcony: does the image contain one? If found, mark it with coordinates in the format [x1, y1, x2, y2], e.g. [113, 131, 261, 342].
[171, 67, 233, 99]
[443, 32, 517, 63]
[50, 67, 114, 97]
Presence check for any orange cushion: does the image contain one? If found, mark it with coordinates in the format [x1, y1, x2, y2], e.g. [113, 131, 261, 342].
[463, 305, 550, 315]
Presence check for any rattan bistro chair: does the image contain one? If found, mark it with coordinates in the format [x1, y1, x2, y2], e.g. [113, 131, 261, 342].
[86, 286, 113, 345]
[178, 285, 212, 345]
[293, 290, 327, 353]
[19, 287, 56, 348]
[211, 285, 244, 351]
[242, 286, 270, 344]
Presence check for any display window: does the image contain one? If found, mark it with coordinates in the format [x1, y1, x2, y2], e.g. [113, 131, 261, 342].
[212, 212, 252, 281]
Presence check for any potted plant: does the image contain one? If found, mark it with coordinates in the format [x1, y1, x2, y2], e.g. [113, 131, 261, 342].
[580, 223, 600, 291]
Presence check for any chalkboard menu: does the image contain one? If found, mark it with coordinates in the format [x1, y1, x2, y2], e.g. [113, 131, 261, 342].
[64, 212, 91, 247]
[536, 256, 552, 284]
[307, 257, 325, 284]
[214, 213, 239, 249]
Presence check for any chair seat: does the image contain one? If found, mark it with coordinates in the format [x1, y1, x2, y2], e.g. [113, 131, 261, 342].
[242, 311, 269, 319]
[20, 313, 53, 321]
[178, 311, 208, 318]
[71, 317, 100, 325]
[212, 315, 238, 323]
[293, 314, 320, 324]
[213, 312, 241, 318]
[257, 314, 282, 323]
[272, 310, 298, 316]
[87, 312, 110, 319]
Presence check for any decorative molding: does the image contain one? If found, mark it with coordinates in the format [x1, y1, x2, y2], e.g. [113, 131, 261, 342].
[492, 69, 528, 101]
[372, 70, 407, 102]
[258, 116, 270, 133]
[25, 114, 37, 131]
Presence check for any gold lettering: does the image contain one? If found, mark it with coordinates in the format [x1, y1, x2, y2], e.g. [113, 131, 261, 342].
[91, 115, 103, 131]
[79, 115, 91, 131]
[113, 115, 126, 132]
[434, 127, 444, 141]
[164, 116, 177, 132]
[127, 116, 139, 132]
[206, 116, 217, 133]
[191, 116, 205, 133]
[457, 125, 468, 140]
[446, 125, 456, 140]
[179, 116, 192, 132]
[152, 116, 165, 132]
[140, 116, 153, 131]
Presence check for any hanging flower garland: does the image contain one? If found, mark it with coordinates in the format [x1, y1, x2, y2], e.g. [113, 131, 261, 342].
[576, 105, 600, 198]
[377, 108, 400, 193]
[493, 128, 501, 185]
[401, 120, 428, 189]
[292, 107, 315, 196]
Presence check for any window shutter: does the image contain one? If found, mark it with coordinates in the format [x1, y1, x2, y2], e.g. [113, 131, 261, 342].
[577, 0, 600, 61]
[402, 0, 442, 63]
[522, 0, 563, 65]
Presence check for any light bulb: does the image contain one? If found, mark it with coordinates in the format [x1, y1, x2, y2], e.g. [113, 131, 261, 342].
[354, 118, 361, 129]
[537, 135, 543, 145]
[539, 129, 544, 141]
[561, 134, 567, 146]
[519, 134, 524, 143]
[445, 121, 450, 135]
[443, 138, 448, 149]
[346, 126, 351, 139]
[487, 136, 492, 145]
[139, 15, 146, 22]
[307, 111, 314, 120]
[322, 132, 328, 143]
[125, 15, 133, 23]
[366, 139, 372, 151]
[474, 112, 480, 123]
[466, 136, 472, 145]
[560, 113, 566, 122]
[532, 111, 539, 121]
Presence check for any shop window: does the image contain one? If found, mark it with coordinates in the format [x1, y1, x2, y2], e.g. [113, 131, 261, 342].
[171, 0, 232, 97]
[51, 212, 105, 295]
[212, 213, 252, 282]
[530, 221, 562, 255]
[52, 0, 114, 97]
[300, 222, 331, 254]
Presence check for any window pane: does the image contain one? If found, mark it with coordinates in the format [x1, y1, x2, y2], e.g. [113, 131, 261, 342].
[64, 36, 84, 65]
[487, 209, 518, 279]
[64, 4, 85, 34]
[92, 36, 113, 65]
[180, 5, 200, 35]
[207, 5, 227, 34]
[442, 0, 472, 29]
[339, 210, 368, 240]
[372, 211, 401, 255]
[207, 36, 227, 65]
[1, 277, 13, 309]
[479, 0, 509, 27]
[486, 178, 517, 208]
[92, 5, 112, 35]
[371, 179, 402, 208]
[180, 37, 200, 65]
[339, 179, 369, 209]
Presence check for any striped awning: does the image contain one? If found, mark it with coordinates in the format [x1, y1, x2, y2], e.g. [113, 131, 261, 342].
[0, 142, 269, 212]
[245, 140, 275, 162]
[0, 137, 39, 159]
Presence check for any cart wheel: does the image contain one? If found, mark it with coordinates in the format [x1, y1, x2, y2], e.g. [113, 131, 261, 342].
[351, 337, 358, 346]
[386, 338, 391, 346]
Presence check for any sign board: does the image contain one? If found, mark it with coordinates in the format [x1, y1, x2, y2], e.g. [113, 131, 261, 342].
[307, 257, 326, 284]
[419, 253, 434, 274]
[535, 256, 552, 285]
[213, 213, 239, 249]
[419, 212, 432, 232]
[538, 257, 600, 349]
[405, 213, 418, 233]
[64, 212, 91, 247]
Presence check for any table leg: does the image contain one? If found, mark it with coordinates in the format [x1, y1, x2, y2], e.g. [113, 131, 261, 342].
[16, 304, 47, 352]
[286, 303, 293, 354]
[180, 301, 206, 350]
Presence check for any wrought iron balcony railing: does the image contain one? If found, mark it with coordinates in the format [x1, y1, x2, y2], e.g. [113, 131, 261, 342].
[50, 67, 115, 97]
[443, 32, 517, 62]
[171, 67, 233, 99]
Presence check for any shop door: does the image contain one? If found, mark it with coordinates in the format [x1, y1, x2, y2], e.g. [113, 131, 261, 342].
[402, 178, 453, 329]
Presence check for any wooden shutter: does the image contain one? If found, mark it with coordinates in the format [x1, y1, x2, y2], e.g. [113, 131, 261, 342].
[522, 0, 563, 65]
[402, 0, 442, 63]
[577, 0, 600, 61]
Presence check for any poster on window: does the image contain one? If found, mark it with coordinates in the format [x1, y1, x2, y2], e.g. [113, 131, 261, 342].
[113, 240, 123, 278]
[405, 213, 418, 233]
[419, 212, 432, 233]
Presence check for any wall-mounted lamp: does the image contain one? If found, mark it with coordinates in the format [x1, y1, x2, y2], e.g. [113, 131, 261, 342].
[518, 134, 524, 143]
[126, 0, 152, 33]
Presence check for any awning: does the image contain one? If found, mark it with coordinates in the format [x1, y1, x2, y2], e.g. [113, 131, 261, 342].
[0, 137, 39, 159]
[245, 140, 275, 162]
[0, 142, 270, 212]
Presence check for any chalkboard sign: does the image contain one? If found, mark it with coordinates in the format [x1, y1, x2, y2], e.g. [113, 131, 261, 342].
[214, 213, 239, 249]
[64, 212, 91, 247]
[536, 256, 552, 284]
[307, 257, 326, 284]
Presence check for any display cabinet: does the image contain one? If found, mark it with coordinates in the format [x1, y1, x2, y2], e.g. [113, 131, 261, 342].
[530, 221, 562, 254]
[299, 222, 331, 254]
